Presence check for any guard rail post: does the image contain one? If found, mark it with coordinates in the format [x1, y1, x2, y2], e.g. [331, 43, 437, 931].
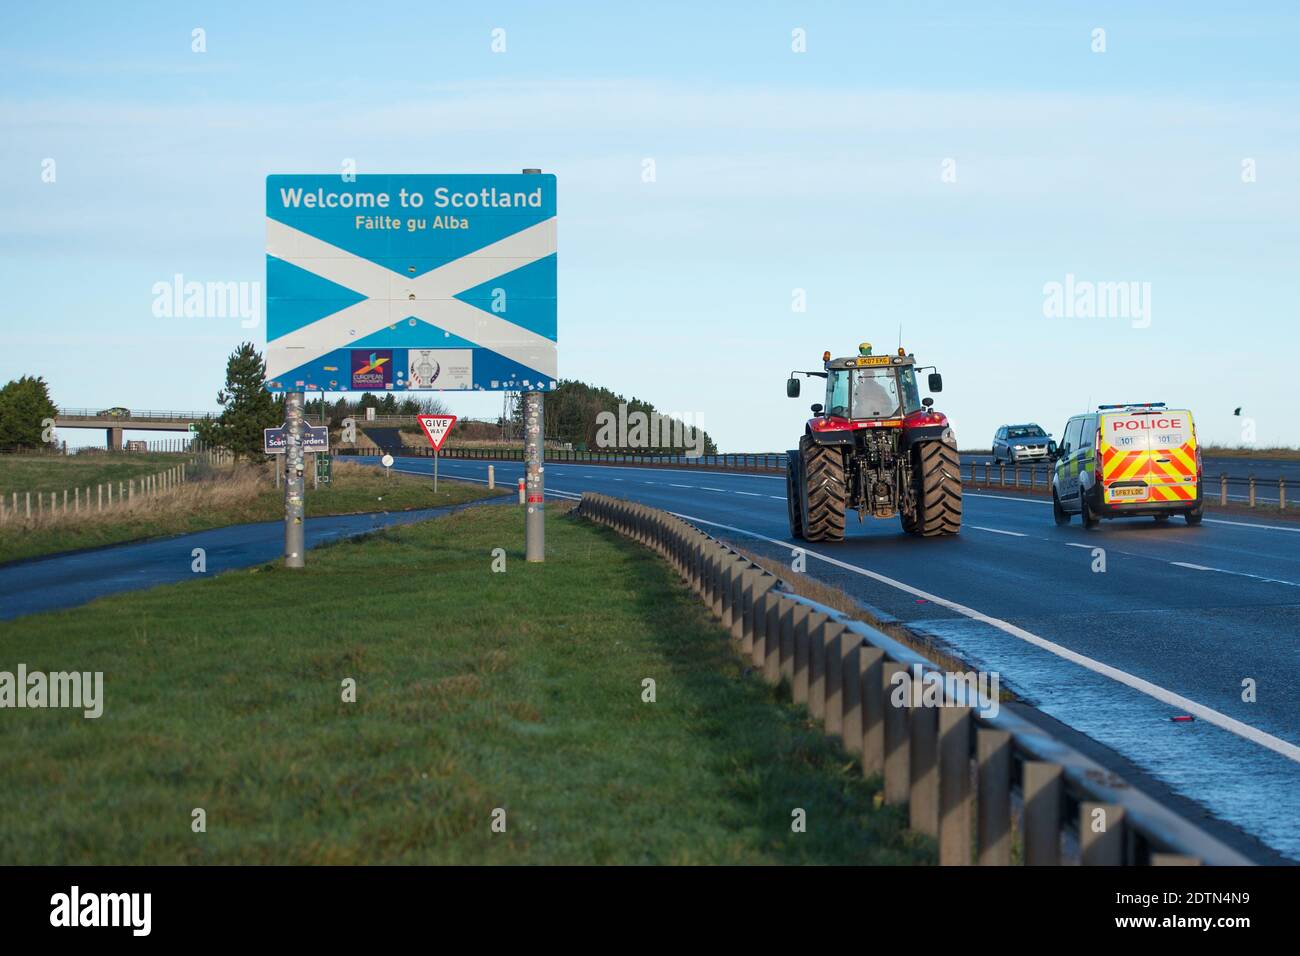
[839, 633, 864, 756]
[881, 662, 910, 805]
[976, 729, 1012, 865]
[910, 702, 940, 837]
[1080, 803, 1126, 865]
[792, 609, 814, 705]
[1280, 477, 1286, 510]
[1249, 475, 1256, 508]
[859, 647, 885, 777]
[938, 706, 973, 865]
[1023, 762, 1063, 866]
[1220, 474, 1228, 506]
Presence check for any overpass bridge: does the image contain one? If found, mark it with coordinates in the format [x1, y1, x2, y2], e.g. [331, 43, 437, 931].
[55, 407, 210, 450]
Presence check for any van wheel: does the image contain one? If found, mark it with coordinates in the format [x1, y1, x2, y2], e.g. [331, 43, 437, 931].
[1080, 490, 1099, 528]
[1052, 490, 1070, 525]
[1185, 508, 1203, 526]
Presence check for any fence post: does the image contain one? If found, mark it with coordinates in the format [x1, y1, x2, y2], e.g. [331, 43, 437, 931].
[1281, 477, 1287, 510]
[25, 492, 30, 518]
[1248, 475, 1256, 508]
[1023, 762, 1062, 866]
[976, 729, 1012, 865]
[998, 463, 1005, 486]
[1220, 474, 1227, 506]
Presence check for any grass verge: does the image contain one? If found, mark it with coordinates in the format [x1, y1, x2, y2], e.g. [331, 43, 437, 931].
[0, 504, 928, 865]
[0, 460, 499, 564]
[0, 452, 190, 496]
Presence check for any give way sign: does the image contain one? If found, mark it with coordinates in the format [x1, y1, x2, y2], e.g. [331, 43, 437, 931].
[418, 415, 458, 452]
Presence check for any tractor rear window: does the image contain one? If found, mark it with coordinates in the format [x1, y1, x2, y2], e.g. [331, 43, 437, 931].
[851, 368, 902, 419]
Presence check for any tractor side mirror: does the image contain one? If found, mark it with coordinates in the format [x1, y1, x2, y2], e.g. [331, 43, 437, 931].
[786, 377, 801, 398]
[811, 403, 824, 415]
[928, 372, 943, 392]
[922, 397, 934, 408]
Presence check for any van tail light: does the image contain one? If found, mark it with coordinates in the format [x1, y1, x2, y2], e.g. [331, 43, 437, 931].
[1195, 445, 1202, 480]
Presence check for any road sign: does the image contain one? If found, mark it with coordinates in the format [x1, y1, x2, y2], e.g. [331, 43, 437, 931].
[264, 422, 329, 454]
[417, 414, 458, 452]
[264, 174, 558, 394]
[315, 453, 332, 484]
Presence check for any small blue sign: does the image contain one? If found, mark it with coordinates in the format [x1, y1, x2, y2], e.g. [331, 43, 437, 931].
[265, 174, 558, 393]
[263, 422, 330, 454]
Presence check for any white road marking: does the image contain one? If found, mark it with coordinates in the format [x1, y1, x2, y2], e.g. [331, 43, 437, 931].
[970, 526, 1026, 537]
[769, 495, 786, 500]
[668, 483, 694, 489]
[701, 487, 728, 493]
[667, 510, 1300, 765]
[965, 493, 1049, 505]
[735, 491, 763, 497]
[1206, 518, 1300, 533]
[1172, 561, 1213, 571]
[1065, 542, 1095, 550]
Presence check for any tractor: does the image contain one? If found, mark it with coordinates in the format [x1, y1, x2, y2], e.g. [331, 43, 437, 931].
[786, 343, 962, 541]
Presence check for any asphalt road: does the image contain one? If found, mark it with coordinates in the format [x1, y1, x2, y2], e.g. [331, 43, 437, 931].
[381, 454, 1300, 860]
[0, 504, 493, 621]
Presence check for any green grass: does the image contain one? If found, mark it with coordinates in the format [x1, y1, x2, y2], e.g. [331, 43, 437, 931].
[0, 452, 189, 496]
[0, 462, 500, 564]
[0, 505, 929, 865]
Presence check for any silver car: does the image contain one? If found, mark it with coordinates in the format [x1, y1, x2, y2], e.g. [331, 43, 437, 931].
[992, 423, 1055, 463]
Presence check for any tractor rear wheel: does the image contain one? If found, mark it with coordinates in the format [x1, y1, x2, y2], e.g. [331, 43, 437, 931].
[799, 436, 846, 542]
[912, 441, 962, 536]
[786, 452, 805, 539]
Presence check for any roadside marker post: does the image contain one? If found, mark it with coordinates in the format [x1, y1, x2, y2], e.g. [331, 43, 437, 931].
[381, 453, 395, 480]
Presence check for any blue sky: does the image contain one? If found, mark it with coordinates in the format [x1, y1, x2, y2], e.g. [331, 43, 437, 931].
[2, 1, 1297, 450]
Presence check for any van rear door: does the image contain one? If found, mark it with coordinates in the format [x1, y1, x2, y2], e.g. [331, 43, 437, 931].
[1099, 409, 1197, 505]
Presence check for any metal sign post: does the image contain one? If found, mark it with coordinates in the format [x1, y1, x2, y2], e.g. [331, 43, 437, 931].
[524, 390, 544, 562]
[434, 447, 439, 494]
[284, 391, 306, 568]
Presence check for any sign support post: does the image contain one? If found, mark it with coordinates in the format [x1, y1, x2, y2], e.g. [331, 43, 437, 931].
[434, 447, 439, 494]
[284, 391, 306, 568]
[524, 390, 544, 562]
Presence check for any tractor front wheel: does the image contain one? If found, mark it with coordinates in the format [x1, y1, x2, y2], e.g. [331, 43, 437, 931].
[911, 440, 962, 536]
[799, 436, 846, 542]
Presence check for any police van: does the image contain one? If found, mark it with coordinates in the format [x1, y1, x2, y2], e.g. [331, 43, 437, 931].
[1051, 403, 1202, 527]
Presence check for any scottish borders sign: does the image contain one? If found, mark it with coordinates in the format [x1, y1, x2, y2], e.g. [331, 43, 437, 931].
[265, 174, 557, 393]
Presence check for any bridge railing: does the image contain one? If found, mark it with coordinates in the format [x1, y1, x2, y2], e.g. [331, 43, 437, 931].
[575, 492, 1259, 865]
[56, 407, 213, 421]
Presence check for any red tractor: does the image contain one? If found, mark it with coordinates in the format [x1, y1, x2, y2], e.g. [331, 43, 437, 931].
[786, 343, 962, 542]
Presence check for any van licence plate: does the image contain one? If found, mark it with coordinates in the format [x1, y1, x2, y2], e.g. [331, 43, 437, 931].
[1109, 485, 1148, 500]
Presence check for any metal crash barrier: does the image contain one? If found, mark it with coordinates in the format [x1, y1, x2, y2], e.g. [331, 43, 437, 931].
[575, 492, 1257, 866]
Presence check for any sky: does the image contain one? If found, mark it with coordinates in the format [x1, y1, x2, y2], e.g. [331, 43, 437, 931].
[1, 1, 1297, 451]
